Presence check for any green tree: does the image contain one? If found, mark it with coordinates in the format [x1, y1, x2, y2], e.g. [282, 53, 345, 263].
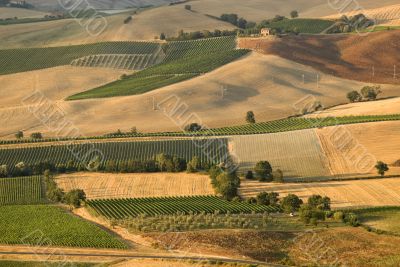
[290, 10, 299, 18]
[184, 4, 191, 10]
[30, 132, 42, 139]
[246, 111, 256, 124]
[245, 170, 254, 179]
[254, 161, 273, 182]
[299, 204, 326, 224]
[64, 189, 86, 208]
[375, 161, 389, 176]
[160, 32, 166, 40]
[214, 171, 240, 200]
[184, 123, 202, 132]
[15, 130, 23, 139]
[361, 85, 381, 101]
[187, 156, 201, 172]
[0, 165, 8, 178]
[307, 195, 331, 211]
[280, 194, 303, 213]
[347, 90, 362, 103]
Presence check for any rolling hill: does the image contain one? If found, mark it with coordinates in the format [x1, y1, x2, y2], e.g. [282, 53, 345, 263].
[1, 52, 398, 138]
[239, 30, 400, 85]
[0, 7, 48, 19]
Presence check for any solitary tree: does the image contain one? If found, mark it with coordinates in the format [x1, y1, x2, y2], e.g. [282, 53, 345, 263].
[375, 161, 389, 176]
[184, 123, 202, 132]
[347, 90, 362, 103]
[214, 171, 240, 200]
[184, 4, 191, 10]
[290, 10, 299, 18]
[254, 161, 273, 182]
[246, 111, 256, 124]
[160, 32, 166, 40]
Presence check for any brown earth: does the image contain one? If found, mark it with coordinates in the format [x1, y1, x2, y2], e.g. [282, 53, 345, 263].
[238, 30, 400, 85]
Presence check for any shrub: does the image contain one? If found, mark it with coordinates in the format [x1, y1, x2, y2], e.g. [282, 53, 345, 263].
[30, 132, 43, 139]
[245, 170, 254, 179]
[307, 195, 331, 211]
[281, 194, 303, 213]
[375, 161, 389, 176]
[290, 10, 299, 18]
[246, 111, 256, 123]
[254, 161, 273, 182]
[333, 211, 344, 221]
[64, 189, 86, 208]
[184, 123, 202, 132]
[347, 90, 362, 103]
[272, 169, 284, 183]
[15, 130, 23, 139]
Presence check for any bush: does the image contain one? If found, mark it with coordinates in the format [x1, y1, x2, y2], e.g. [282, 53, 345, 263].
[307, 195, 331, 211]
[375, 161, 389, 176]
[15, 130, 23, 139]
[64, 189, 86, 208]
[272, 169, 284, 183]
[333, 211, 344, 221]
[30, 132, 42, 139]
[347, 90, 362, 103]
[245, 170, 254, 179]
[344, 212, 359, 226]
[254, 161, 273, 182]
[246, 111, 256, 123]
[361, 85, 381, 101]
[280, 194, 303, 213]
[184, 4, 191, 10]
[184, 123, 202, 132]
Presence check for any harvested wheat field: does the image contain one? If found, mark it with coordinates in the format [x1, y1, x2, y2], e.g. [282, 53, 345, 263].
[230, 129, 331, 179]
[239, 30, 400, 84]
[0, 6, 234, 48]
[316, 120, 400, 178]
[306, 97, 400, 118]
[0, 66, 129, 108]
[56, 172, 214, 199]
[0, 7, 48, 19]
[240, 177, 400, 209]
[4, 53, 393, 138]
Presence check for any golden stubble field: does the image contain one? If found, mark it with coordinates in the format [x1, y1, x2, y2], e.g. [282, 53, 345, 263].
[56, 172, 214, 199]
[240, 177, 400, 209]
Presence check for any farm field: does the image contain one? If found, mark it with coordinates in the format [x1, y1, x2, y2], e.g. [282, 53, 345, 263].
[267, 18, 335, 34]
[230, 129, 331, 179]
[0, 205, 128, 248]
[0, 176, 45, 205]
[239, 30, 400, 85]
[0, 7, 48, 19]
[0, 66, 129, 108]
[56, 172, 214, 199]
[306, 97, 400, 118]
[67, 37, 247, 99]
[0, 261, 97, 267]
[354, 207, 400, 234]
[0, 41, 160, 75]
[5, 52, 398, 138]
[316, 120, 400, 178]
[0, 138, 229, 173]
[239, 177, 400, 209]
[86, 196, 279, 219]
[0, 6, 234, 48]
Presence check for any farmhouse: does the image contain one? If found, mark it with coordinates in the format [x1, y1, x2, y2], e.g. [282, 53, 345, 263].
[260, 28, 272, 36]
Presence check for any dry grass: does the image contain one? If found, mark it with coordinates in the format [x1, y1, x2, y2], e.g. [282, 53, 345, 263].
[0, 6, 234, 48]
[56, 172, 214, 199]
[3, 52, 392, 138]
[324, 4, 400, 25]
[240, 177, 400, 209]
[0, 7, 47, 19]
[316, 121, 400, 177]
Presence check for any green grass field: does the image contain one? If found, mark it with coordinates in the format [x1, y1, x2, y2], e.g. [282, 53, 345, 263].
[67, 37, 248, 100]
[0, 205, 128, 248]
[87, 195, 280, 219]
[268, 18, 335, 34]
[0, 176, 45, 205]
[0, 41, 160, 75]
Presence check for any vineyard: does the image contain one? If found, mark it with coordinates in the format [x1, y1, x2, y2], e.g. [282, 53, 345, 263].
[268, 18, 335, 34]
[67, 37, 249, 100]
[0, 41, 161, 75]
[0, 176, 45, 205]
[0, 138, 229, 172]
[87, 196, 279, 219]
[0, 114, 399, 145]
[0, 205, 128, 248]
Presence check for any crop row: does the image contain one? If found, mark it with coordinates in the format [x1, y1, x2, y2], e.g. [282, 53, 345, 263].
[0, 138, 229, 172]
[0, 205, 127, 248]
[0, 176, 45, 205]
[87, 195, 279, 219]
[0, 41, 160, 75]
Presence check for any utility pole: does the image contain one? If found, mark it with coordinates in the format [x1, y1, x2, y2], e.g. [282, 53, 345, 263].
[221, 85, 227, 99]
[372, 66, 375, 77]
[394, 65, 397, 79]
[152, 96, 156, 110]
[316, 73, 319, 88]
[302, 74, 305, 84]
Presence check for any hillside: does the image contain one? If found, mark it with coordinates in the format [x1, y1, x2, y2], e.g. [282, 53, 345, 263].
[188, 0, 400, 22]
[4, 53, 397, 137]
[239, 30, 400, 85]
[0, 6, 235, 48]
[324, 4, 400, 26]
[0, 7, 48, 19]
